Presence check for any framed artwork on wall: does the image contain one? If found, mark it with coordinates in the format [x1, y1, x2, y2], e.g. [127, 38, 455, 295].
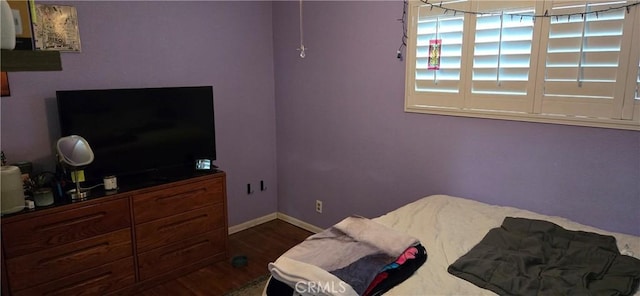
[7, 0, 35, 50]
[32, 4, 81, 52]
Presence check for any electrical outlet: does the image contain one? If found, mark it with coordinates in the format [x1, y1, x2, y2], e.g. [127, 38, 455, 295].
[315, 200, 323, 213]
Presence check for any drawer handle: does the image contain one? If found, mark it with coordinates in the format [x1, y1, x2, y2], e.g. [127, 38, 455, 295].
[157, 214, 208, 232]
[36, 212, 107, 231]
[38, 242, 109, 266]
[43, 271, 112, 296]
[160, 240, 209, 260]
[155, 188, 207, 202]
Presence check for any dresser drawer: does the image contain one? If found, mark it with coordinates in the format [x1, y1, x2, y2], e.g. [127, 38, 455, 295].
[133, 177, 224, 224]
[6, 228, 133, 290]
[2, 198, 131, 258]
[13, 257, 135, 296]
[136, 205, 225, 252]
[137, 228, 226, 280]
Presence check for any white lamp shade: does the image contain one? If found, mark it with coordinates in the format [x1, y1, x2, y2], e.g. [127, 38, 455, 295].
[57, 135, 95, 167]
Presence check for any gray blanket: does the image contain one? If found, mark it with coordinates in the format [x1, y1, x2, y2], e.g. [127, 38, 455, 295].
[448, 217, 640, 296]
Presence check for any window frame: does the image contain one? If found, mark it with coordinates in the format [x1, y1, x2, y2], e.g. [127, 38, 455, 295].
[404, 0, 640, 131]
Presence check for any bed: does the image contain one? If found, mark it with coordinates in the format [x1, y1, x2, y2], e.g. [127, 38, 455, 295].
[266, 195, 640, 295]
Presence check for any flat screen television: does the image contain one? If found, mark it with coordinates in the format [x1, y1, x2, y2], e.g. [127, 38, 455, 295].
[56, 86, 216, 187]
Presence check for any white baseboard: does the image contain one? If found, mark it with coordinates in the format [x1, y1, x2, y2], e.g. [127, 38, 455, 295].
[228, 213, 277, 234]
[228, 212, 323, 234]
[276, 212, 324, 233]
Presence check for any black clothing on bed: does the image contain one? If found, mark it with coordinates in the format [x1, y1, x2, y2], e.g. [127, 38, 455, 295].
[363, 243, 427, 296]
[448, 217, 640, 296]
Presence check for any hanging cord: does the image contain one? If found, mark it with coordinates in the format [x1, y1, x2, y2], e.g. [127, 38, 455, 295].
[397, 0, 408, 60]
[297, 0, 307, 58]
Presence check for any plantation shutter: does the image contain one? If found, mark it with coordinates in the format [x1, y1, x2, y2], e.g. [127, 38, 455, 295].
[623, 10, 639, 121]
[464, 1, 543, 113]
[471, 11, 534, 96]
[405, 0, 639, 129]
[406, 0, 470, 109]
[535, 0, 634, 119]
[637, 63, 640, 100]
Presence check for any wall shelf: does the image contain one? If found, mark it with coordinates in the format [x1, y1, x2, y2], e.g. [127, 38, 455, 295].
[1, 50, 62, 72]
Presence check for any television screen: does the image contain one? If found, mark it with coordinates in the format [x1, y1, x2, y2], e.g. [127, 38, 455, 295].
[56, 86, 216, 187]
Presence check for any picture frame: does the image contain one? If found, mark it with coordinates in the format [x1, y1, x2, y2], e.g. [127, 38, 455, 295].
[32, 4, 81, 52]
[6, 0, 35, 50]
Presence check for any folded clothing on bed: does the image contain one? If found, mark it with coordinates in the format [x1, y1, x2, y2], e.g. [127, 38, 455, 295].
[268, 216, 426, 296]
[448, 217, 640, 296]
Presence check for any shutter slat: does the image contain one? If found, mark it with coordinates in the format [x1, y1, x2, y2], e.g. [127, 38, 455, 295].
[581, 67, 620, 81]
[582, 36, 622, 51]
[545, 81, 616, 99]
[581, 52, 620, 66]
[545, 67, 580, 80]
[547, 52, 580, 65]
[547, 37, 583, 52]
[473, 81, 530, 95]
[546, 67, 618, 81]
[547, 51, 620, 67]
[415, 80, 461, 93]
[473, 68, 530, 81]
[549, 22, 585, 37]
[416, 69, 461, 81]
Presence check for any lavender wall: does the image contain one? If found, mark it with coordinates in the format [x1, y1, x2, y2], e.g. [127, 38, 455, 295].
[1, 1, 638, 236]
[273, 1, 640, 235]
[0, 1, 278, 225]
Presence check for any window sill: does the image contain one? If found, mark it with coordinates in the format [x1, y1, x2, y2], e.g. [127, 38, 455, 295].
[405, 104, 640, 131]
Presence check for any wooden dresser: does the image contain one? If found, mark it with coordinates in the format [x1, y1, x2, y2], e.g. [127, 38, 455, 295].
[1, 172, 228, 295]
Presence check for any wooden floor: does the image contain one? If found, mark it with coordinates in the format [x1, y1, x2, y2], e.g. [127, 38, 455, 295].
[137, 219, 313, 295]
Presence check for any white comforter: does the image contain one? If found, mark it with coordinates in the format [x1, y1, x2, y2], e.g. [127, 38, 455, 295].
[373, 195, 640, 296]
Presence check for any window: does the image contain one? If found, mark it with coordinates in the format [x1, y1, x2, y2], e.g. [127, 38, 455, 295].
[405, 0, 640, 130]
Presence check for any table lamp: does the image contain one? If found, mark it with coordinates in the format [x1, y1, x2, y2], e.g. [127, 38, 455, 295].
[56, 135, 94, 200]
